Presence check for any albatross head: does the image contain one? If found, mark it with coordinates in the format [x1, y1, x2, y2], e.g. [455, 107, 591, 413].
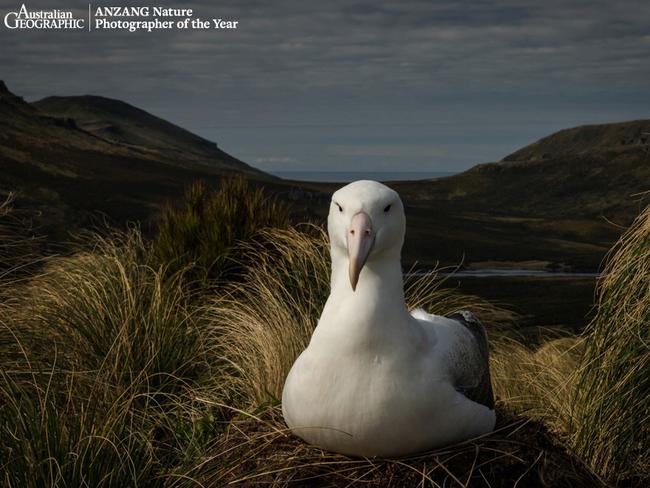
[328, 180, 405, 291]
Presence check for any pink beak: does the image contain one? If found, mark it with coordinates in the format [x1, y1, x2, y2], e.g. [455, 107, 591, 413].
[347, 212, 374, 291]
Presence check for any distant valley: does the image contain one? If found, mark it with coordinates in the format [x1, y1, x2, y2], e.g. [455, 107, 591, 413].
[1, 81, 648, 274]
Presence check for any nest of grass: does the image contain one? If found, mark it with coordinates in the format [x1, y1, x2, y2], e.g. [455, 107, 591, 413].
[187, 405, 602, 488]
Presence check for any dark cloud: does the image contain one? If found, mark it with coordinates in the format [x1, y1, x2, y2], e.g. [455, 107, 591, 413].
[1, 0, 648, 173]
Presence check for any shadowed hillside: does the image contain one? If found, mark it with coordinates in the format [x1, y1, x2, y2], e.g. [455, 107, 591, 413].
[0, 81, 277, 237]
[33, 95, 253, 172]
[398, 120, 650, 222]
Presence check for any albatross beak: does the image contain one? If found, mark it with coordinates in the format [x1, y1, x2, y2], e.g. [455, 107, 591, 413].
[347, 211, 374, 291]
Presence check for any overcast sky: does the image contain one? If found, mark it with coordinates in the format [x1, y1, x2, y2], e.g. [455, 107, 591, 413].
[1, 0, 649, 174]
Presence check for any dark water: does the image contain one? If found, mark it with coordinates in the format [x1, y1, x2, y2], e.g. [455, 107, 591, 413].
[271, 171, 456, 182]
[409, 269, 600, 278]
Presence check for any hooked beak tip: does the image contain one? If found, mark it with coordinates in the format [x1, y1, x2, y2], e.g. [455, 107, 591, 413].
[349, 274, 359, 291]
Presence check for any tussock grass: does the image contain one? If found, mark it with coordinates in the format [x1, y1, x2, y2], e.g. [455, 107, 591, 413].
[570, 204, 650, 482]
[490, 336, 583, 434]
[0, 183, 296, 486]
[0, 366, 157, 487]
[206, 226, 517, 409]
[4, 230, 210, 390]
[152, 177, 289, 285]
[204, 226, 331, 408]
[0, 231, 219, 486]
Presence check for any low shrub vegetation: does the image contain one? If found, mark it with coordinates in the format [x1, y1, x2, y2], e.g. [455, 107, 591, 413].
[152, 177, 290, 286]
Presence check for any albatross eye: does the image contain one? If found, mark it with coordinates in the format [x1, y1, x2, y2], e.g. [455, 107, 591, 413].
[384, 204, 392, 213]
[335, 202, 343, 212]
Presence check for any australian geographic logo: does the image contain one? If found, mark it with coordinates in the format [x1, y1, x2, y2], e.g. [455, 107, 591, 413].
[4, 4, 239, 32]
[4, 4, 85, 29]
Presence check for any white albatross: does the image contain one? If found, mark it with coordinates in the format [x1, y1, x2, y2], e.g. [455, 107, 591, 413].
[282, 180, 496, 457]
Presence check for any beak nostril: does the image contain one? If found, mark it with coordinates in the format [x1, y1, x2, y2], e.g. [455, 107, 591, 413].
[350, 229, 355, 235]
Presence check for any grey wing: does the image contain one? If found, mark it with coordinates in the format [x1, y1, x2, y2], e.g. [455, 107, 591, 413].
[448, 311, 495, 409]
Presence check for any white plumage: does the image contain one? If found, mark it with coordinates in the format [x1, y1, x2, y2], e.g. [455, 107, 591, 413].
[282, 180, 495, 457]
